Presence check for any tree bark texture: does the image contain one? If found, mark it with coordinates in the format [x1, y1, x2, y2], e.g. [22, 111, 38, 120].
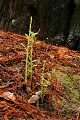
[0, 0, 80, 50]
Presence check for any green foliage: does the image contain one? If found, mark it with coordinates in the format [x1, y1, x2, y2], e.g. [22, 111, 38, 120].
[52, 69, 80, 110]
[21, 16, 38, 82]
[39, 61, 50, 98]
[37, 67, 62, 99]
[21, 17, 80, 112]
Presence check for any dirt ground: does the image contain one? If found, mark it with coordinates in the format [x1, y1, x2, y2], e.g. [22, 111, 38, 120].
[0, 31, 80, 120]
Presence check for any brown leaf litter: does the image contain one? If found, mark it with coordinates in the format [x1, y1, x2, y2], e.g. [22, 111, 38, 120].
[0, 31, 80, 120]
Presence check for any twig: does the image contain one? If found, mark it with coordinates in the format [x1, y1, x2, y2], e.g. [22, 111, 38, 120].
[0, 82, 15, 89]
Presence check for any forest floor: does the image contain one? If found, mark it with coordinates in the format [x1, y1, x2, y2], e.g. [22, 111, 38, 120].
[0, 31, 80, 120]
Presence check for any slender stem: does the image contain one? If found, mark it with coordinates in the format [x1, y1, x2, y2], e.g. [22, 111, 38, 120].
[25, 36, 29, 81]
[29, 16, 33, 81]
[25, 48, 28, 81]
[30, 41, 33, 81]
[25, 16, 32, 81]
[29, 16, 32, 36]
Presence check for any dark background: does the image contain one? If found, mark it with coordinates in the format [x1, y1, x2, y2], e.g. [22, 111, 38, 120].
[0, 0, 80, 50]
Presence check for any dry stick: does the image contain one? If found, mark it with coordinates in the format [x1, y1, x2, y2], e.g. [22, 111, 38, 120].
[0, 82, 15, 89]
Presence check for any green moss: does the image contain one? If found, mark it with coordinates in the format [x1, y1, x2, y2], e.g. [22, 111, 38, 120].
[52, 69, 80, 110]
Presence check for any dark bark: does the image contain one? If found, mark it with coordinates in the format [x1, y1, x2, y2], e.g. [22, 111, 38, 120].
[66, 1, 80, 50]
[0, 0, 30, 33]
[0, 0, 80, 50]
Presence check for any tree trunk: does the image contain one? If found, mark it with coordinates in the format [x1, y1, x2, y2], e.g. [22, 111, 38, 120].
[0, 0, 80, 50]
[66, 0, 80, 50]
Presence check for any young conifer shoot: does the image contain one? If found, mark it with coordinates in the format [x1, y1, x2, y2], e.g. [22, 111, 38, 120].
[21, 16, 38, 91]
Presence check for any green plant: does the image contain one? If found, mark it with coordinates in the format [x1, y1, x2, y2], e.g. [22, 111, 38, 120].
[38, 61, 50, 98]
[51, 69, 80, 111]
[39, 68, 80, 112]
[21, 16, 38, 88]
